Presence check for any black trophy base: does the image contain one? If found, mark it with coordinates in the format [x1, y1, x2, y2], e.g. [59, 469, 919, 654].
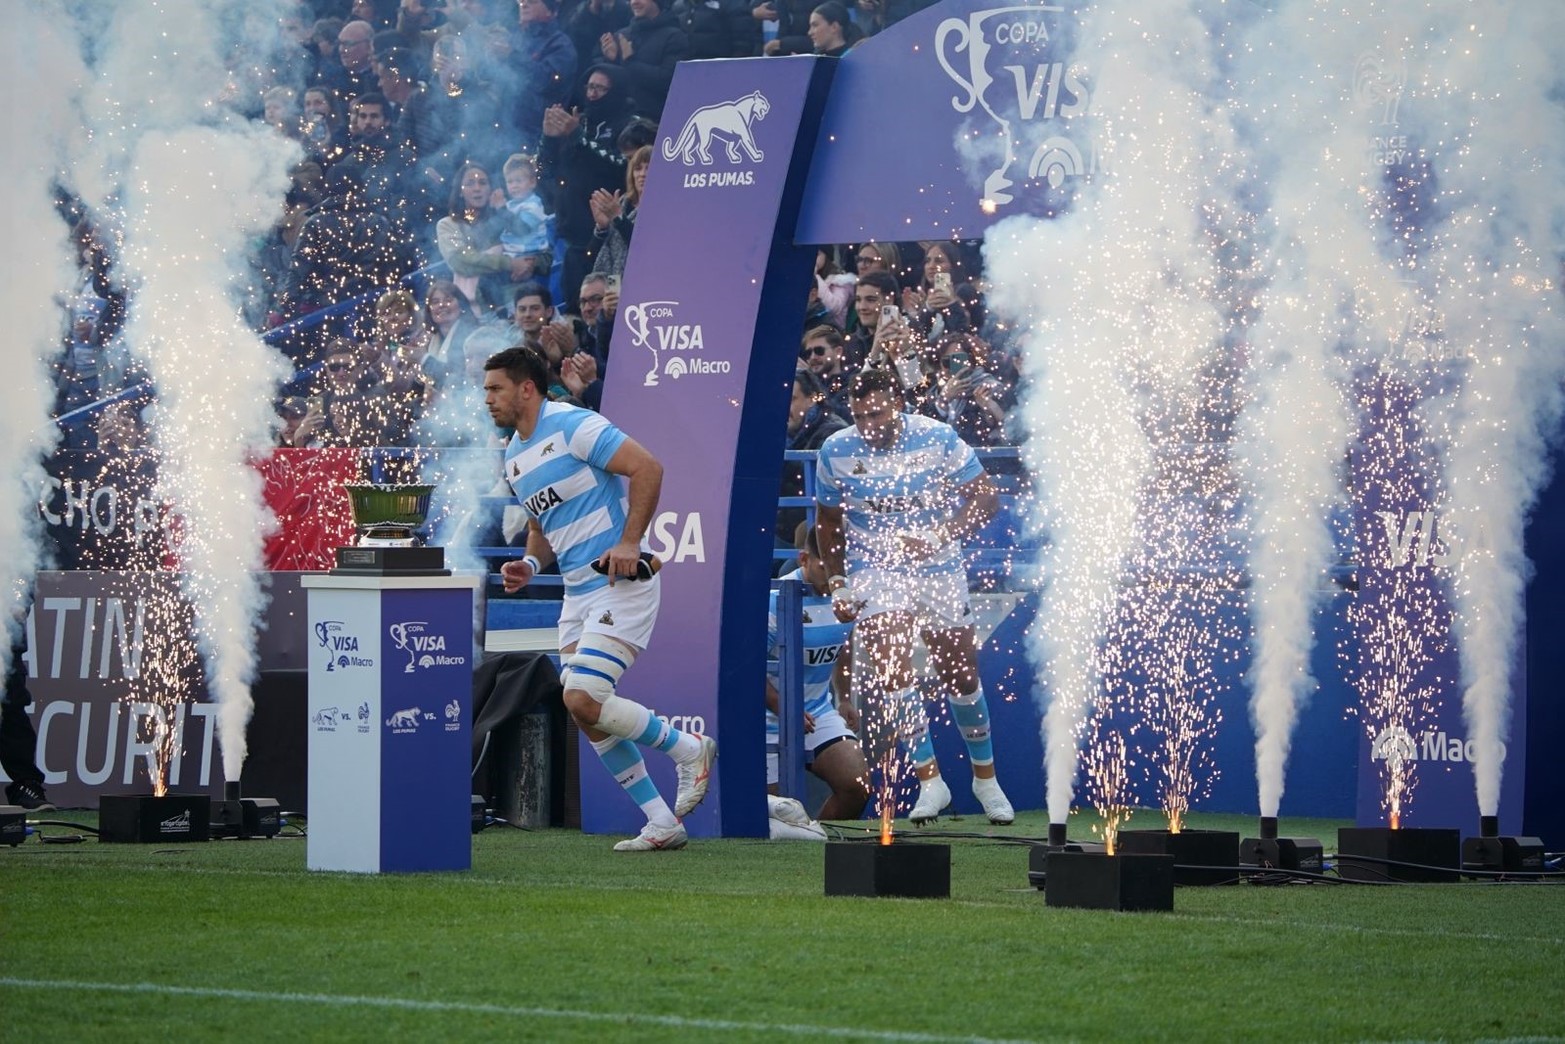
[1338, 827, 1460, 882]
[824, 841, 951, 898]
[332, 545, 449, 576]
[1115, 829, 1242, 886]
[1, 805, 25, 846]
[1240, 835, 1325, 874]
[1462, 834, 1546, 875]
[99, 794, 212, 843]
[1044, 851, 1175, 911]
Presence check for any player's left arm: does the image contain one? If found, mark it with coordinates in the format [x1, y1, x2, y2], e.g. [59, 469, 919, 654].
[938, 472, 999, 545]
[601, 436, 663, 580]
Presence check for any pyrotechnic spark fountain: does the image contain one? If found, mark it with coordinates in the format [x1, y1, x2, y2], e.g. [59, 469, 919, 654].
[63, 0, 301, 791]
[986, 0, 1245, 837]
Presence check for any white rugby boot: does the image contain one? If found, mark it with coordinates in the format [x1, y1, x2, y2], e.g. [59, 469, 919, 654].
[908, 774, 952, 824]
[612, 821, 688, 851]
[972, 774, 1015, 825]
[767, 795, 827, 840]
[673, 734, 718, 817]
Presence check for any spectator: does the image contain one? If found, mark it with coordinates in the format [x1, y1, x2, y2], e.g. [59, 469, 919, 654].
[571, 271, 617, 365]
[900, 239, 980, 339]
[499, 153, 554, 284]
[317, 18, 380, 101]
[589, 144, 648, 278]
[513, 0, 579, 149]
[281, 164, 405, 324]
[371, 287, 431, 358]
[420, 278, 482, 384]
[597, 0, 689, 120]
[309, 16, 347, 74]
[402, 32, 507, 188]
[845, 269, 901, 371]
[262, 86, 306, 143]
[760, 0, 820, 56]
[673, 0, 759, 59]
[301, 85, 348, 161]
[798, 324, 851, 416]
[297, 336, 394, 446]
[811, 248, 857, 329]
[776, 365, 848, 546]
[374, 46, 425, 127]
[435, 160, 537, 315]
[539, 64, 635, 312]
[802, 1, 860, 56]
[511, 283, 586, 401]
[921, 332, 1011, 446]
[334, 91, 421, 247]
[852, 240, 901, 287]
[564, 0, 632, 77]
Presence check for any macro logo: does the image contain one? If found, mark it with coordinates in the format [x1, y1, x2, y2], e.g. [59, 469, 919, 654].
[663, 90, 769, 188]
[623, 300, 725, 387]
[1372, 724, 1501, 766]
[934, 3, 1094, 209]
[388, 621, 465, 673]
[315, 620, 371, 671]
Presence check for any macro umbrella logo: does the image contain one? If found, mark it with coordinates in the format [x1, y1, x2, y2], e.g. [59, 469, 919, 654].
[934, 3, 1093, 207]
[1370, 725, 1417, 771]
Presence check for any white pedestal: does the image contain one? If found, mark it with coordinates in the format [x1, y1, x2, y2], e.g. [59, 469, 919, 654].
[302, 572, 479, 873]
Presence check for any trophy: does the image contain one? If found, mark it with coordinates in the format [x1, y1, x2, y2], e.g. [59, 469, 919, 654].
[333, 482, 448, 575]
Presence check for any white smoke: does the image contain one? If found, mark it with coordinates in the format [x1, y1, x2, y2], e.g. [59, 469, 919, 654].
[0, 8, 87, 644]
[1401, 3, 1565, 817]
[65, 0, 300, 780]
[1225, 1, 1416, 820]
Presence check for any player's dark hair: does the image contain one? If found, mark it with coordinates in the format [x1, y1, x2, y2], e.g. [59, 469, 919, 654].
[485, 345, 550, 395]
[849, 367, 897, 400]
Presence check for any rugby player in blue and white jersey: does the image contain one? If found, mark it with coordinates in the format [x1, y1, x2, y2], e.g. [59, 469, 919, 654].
[765, 523, 870, 831]
[484, 346, 716, 851]
[814, 368, 1015, 825]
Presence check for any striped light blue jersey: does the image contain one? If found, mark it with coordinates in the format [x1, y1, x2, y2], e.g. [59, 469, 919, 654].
[503, 400, 631, 596]
[815, 412, 983, 572]
[766, 569, 851, 738]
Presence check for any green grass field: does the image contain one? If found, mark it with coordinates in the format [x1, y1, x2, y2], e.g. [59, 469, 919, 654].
[2, 809, 1561, 1043]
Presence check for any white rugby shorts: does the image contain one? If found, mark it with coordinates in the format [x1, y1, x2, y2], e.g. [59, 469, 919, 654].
[557, 573, 661, 652]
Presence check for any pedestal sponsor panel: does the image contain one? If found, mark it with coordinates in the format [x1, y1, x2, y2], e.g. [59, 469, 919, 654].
[303, 574, 476, 873]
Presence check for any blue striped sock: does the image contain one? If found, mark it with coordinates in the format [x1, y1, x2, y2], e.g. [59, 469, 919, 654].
[634, 713, 684, 754]
[950, 685, 994, 767]
[592, 735, 676, 826]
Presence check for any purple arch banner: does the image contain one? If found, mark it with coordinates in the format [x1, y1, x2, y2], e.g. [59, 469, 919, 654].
[597, 56, 836, 837]
[798, 0, 1091, 242]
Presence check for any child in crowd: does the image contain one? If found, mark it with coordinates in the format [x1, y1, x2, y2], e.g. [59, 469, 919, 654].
[499, 154, 554, 283]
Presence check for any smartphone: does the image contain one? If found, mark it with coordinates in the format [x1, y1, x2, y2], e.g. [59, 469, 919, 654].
[306, 395, 324, 413]
[880, 303, 899, 326]
[933, 272, 954, 296]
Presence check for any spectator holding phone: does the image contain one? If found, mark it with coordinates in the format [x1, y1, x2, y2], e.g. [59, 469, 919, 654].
[921, 332, 1011, 446]
[901, 241, 980, 339]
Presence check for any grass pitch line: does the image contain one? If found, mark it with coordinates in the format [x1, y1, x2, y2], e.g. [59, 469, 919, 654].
[0, 978, 1043, 1044]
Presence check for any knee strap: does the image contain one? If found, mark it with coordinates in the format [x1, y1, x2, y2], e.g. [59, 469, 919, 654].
[560, 633, 637, 703]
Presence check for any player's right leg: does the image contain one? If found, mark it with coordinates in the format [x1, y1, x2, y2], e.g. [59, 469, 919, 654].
[851, 605, 948, 823]
[808, 733, 870, 821]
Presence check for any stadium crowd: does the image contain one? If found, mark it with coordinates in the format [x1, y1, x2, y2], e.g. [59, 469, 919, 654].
[52, 0, 1029, 463]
